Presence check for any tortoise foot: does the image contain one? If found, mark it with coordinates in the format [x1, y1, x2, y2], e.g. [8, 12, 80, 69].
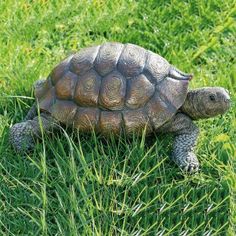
[172, 152, 199, 173]
[9, 122, 35, 153]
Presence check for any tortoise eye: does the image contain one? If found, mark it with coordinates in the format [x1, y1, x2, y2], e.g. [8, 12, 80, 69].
[209, 94, 216, 101]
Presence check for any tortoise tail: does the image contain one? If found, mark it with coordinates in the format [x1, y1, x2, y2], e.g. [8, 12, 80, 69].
[169, 67, 193, 81]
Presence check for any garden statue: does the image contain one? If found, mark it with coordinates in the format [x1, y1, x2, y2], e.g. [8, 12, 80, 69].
[9, 42, 231, 173]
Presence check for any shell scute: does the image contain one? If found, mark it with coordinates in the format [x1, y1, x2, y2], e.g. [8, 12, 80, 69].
[51, 100, 77, 125]
[144, 51, 170, 83]
[38, 87, 55, 112]
[157, 77, 188, 109]
[70, 45, 99, 76]
[146, 92, 176, 129]
[126, 74, 155, 109]
[94, 42, 123, 76]
[73, 108, 100, 132]
[117, 43, 146, 77]
[99, 71, 126, 110]
[123, 109, 152, 134]
[50, 56, 73, 85]
[98, 111, 122, 135]
[55, 72, 78, 100]
[74, 69, 101, 106]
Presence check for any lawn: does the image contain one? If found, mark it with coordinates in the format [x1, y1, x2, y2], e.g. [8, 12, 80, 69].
[0, 0, 236, 235]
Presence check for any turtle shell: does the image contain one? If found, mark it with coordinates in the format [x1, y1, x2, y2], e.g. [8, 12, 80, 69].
[35, 42, 189, 135]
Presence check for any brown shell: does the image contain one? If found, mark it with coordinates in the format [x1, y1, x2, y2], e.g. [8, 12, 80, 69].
[35, 42, 189, 135]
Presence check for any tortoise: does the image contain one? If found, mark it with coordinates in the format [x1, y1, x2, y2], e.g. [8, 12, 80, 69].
[9, 42, 231, 173]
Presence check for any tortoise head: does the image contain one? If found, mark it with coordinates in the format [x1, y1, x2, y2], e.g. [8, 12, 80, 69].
[182, 87, 231, 119]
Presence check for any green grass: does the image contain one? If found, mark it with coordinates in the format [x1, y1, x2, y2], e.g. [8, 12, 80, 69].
[0, 0, 236, 235]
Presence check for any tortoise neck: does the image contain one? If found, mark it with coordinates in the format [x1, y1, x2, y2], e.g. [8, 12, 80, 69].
[181, 89, 206, 120]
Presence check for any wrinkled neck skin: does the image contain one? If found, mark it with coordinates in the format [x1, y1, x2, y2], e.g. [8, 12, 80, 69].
[181, 89, 209, 120]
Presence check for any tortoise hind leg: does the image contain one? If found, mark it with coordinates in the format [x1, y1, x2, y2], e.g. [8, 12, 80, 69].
[10, 113, 58, 152]
[158, 113, 199, 173]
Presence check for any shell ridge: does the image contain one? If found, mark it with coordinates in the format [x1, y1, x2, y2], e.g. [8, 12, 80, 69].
[68, 53, 81, 102]
[143, 51, 156, 84]
[115, 43, 125, 71]
[66, 55, 74, 72]
[93, 43, 104, 75]
[90, 69, 102, 107]
[71, 72, 80, 101]
[142, 50, 149, 74]
[139, 46, 148, 74]
[116, 43, 127, 71]
[93, 44, 101, 70]
[94, 44, 105, 108]
[91, 45, 101, 72]
[72, 104, 78, 123]
[144, 84, 156, 108]
[62, 55, 74, 81]
[96, 69, 103, 109]
[94, 69, 102, 106]
[143, 103, 154, 131]
[123, 75, 131, 109]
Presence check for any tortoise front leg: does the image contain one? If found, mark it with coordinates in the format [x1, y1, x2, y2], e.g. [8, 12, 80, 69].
[158, 113, 200, 173]
[23, 103, 37, 121]
[9, 113, 58, 152]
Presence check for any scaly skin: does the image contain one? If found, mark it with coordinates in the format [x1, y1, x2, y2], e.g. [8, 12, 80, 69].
[181, 87, 230, 120]
[158, 113, 199, 173]
[9, 113, 57, 152]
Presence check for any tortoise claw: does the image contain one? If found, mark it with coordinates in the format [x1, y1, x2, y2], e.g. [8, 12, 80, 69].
[178, 152, 200, 174]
